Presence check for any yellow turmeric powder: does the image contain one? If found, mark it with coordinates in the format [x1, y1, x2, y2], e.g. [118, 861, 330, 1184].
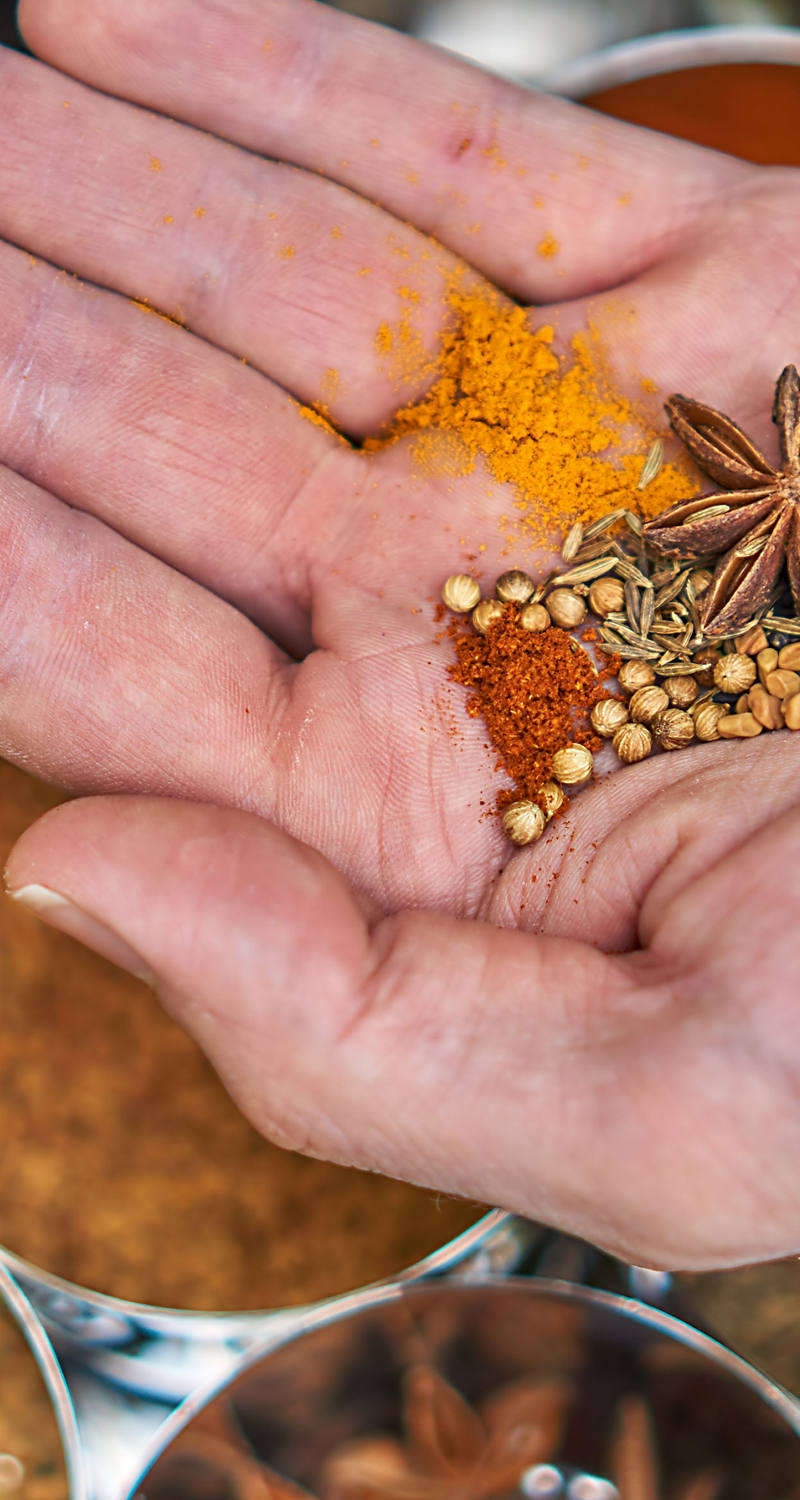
[366, 285, 697, 543]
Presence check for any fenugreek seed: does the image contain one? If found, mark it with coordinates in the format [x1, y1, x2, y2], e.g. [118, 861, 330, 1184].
[561, 522, 584, 562]
[778, 643, 800, 671]
[588, 577, 626, 617]
[714, 654, 757, 694]
[629, 684, 670, 724]
[653, 708, 695, 750]
[502, 800, 546, 846]
[694, 703, 727, 741]
[495, 569, 535, 604]
[735, 694, 750, 715]
[734, 624, 768, 655]
[590, 698, 629, 738]
[519, 602, 551, 633]
[546, 588, 586, 630]
[717, 712, 763, 739]
[766, 668, 800, 699]
[757, 647, 779, 686]
[665, 675, 698, 708]
[748, 684, 784, 730]
[539, 781, 565, 819]
[618, 659, 656, 694]
[613, 722, 652, 764]
[442, 574, 481, 613]
[784, 693, 800, 730]
[552, 744, 594, 785]
[471, 598, 504, 635]
[688, 568, 713, 595]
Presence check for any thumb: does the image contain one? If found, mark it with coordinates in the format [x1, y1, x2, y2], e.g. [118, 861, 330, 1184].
[3, 794, 694, 1264]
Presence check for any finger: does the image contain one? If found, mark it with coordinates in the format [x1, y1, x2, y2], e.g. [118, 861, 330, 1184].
[0, 237, 353, 652]
[0, 45, 470, 431]
[7, 794, 797, 1268]
[0, 461, 290, 799]
[20, 0, 747, 303]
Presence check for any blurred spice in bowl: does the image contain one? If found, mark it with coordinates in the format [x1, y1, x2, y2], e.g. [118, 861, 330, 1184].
[0, 1297, 67, 1500]
[0, 759, 480, 1313]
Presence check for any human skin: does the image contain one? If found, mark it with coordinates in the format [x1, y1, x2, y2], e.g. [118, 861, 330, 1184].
[2, 0, 799, 1270]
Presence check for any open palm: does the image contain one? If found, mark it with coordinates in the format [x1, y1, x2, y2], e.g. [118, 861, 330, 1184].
[4, 0, 800, 1268]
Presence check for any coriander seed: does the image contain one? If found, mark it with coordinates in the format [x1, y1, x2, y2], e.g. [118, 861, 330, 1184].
[442, 574, 481, 613]
[613, 722, 652, 764]
[618, 660, 656, 694]
[547, 588, 586, 629]
[714, 653, 757, 694]
[495, 569, 535, 604]
[628, 684, 669, 724]
[539, 781, 565, 819]
[472, 599, 504, 635]
[694, 702, 727, 741]
[590, 698, 629, 738]
[588, 577, 625, 617]
[653, 708, 694, 750]
[665, 675, 698, 708]
[519, 602, 550, 632]
[691, 647, 720, 688]
[502, 800, 546, 845]
[552, 743, 594, 785]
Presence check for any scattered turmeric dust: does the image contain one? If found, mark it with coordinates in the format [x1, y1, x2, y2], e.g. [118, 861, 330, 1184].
[279, 244, 295, 259]
[537, 232, 559, 259]
[149, 156, 162, 172]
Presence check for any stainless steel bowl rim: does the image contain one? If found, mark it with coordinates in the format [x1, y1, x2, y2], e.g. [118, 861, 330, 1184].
[127, 1272, 800, 1498]
[537, 23, 800, 97]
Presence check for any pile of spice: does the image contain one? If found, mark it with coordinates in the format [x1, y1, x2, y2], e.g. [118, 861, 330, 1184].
[442, 368, 800, 844]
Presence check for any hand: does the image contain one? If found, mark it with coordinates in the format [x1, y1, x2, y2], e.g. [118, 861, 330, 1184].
[3, 0, 799, 1269]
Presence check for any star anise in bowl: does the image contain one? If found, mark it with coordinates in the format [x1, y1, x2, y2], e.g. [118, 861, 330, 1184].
[644, 366, 800, 637]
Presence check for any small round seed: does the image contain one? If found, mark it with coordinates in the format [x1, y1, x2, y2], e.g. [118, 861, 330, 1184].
[618, 659, 656, 694]
[629, 684, 670, 724]
[588, 577, 626, 617]
[472, 598, 505, 635]
[539, 781, 565, 819]
[694, 702, 727, 741]
[546, 588, 586, 630]
[653, 708, 695, 750]
[691, 647, 720, 688]
[0, 1456, 24, 1493]
[613, 722, 652, 764]
[552, 743, 594, 785]
[519, 602, 551, 633]
[502, 800, 546, 845]
[590, 698, 629, 738]
[778, 643, 800, 672]
[784, 693, 800, 730]
[442, 573, 481, 613]
[665, 675, 698, 708]
[495, 569, 535, 604]
[717, 712, 763, 739]
[714, 653, 757, 694]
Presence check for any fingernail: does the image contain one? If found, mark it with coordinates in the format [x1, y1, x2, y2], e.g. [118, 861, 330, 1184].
[8, 884, 155, 985]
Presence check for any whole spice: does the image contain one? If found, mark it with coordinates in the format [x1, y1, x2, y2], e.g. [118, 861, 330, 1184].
[653, 708, 695, 750]
[692, 647, 720, 687]
[714, 654, 757, 694]
[735, 624, 769, 655]
[591, 698, 629, 737]
[629, 685, 670, 724]
[766, 668, 800, 698]
[694, 702, 727, 741]
[785, 694, 800, 729]
[472, 599, 504, 635]
[519, 602, 551, 632]
[589, 577, 626, 616]
[442, 574, 481, 613]
[717, 712, 763, 738]
[665, 675, 698, 708]
[618, 660, 656, 694]
[779, 642, 800, 670]
[748, 684, 783, 729]
[644, 366, 800, 636]
[502, 801, 546, 846]
[757, 647, 779, 683]
[613, 722, 652, 763]
[546, 588, 587, 629]
[539, 781, 566, 818]
[552, 743, 594, 785]
[496, 568, 535, 604]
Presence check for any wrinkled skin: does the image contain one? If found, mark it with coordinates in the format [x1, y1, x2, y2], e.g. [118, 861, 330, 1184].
[3, 0, 800, 1269]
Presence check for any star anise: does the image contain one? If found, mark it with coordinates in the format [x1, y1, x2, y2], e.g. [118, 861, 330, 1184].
[643, 366, 800, 637]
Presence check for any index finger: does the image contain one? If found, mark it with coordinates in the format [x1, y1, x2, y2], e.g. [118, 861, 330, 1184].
[21, 0, 747, 302]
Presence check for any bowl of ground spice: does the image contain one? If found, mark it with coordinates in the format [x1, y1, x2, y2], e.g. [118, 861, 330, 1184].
[127, 1279, 800, 1500]
[0, 1263, 82, 1500]
[0, 760, 528, 1399]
